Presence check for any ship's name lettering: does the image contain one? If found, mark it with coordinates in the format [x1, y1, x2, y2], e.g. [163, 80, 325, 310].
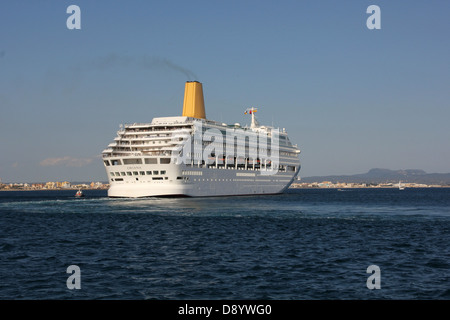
[127, 166, 142, 170]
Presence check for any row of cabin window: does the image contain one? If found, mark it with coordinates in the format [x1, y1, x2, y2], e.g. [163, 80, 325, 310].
[184, 162, 296, 172]
[112, 175, 186, 182]
[105, 158, 171, 166]
[110, 170, 166, 177]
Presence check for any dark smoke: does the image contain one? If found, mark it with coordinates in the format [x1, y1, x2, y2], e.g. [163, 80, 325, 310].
[89, 54, 198, 80]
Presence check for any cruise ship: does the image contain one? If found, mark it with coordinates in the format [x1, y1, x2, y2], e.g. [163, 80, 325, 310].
[102, 81, 301, 197]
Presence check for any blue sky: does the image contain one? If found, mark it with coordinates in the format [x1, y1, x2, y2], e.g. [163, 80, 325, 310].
[1, 0, 449, 183]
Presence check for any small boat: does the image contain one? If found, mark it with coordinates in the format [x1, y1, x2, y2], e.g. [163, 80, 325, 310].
[398, 181, 405, 190]
[75, 189, 84, 197]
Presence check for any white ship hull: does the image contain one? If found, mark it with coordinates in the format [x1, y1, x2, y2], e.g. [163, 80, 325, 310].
[107, 164, 300, 198]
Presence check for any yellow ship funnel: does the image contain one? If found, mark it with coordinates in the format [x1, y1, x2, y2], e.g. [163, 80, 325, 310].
[182, 81, 206, 119]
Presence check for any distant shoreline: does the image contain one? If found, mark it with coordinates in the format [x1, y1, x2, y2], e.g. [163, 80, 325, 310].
[290, 183, 449, 189]
[289, 186, 450, 189]
[1, 186, 449, 193]
[290, 181, 449, 189]
[0, 187, 108, 192]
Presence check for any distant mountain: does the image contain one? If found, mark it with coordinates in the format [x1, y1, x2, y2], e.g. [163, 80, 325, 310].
[300, 168, 450, 185]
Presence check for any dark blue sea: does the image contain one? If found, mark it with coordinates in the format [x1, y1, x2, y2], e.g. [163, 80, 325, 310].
[1, 188, 449, 300]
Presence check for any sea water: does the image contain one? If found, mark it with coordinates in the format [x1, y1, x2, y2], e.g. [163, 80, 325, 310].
[0, 188, 449, 299]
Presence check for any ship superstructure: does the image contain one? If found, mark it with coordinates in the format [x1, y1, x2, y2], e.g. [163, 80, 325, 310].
[102, 81, 300, 197]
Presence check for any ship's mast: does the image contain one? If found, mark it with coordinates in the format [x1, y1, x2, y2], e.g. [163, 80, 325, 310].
[245, 107, 259, 128]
